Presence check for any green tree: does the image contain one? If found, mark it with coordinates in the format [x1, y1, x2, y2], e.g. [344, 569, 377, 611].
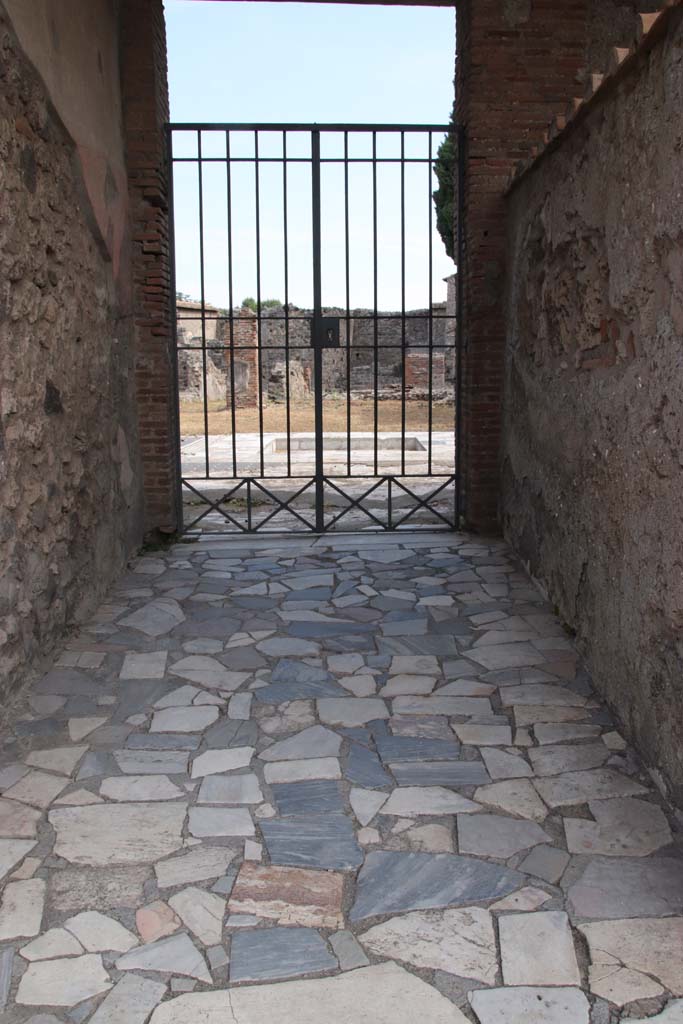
[242, 297, 282, 312]
[433, 124, 457, 261]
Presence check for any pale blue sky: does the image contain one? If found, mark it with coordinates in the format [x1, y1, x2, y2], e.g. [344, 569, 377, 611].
[165, 1, 456, 310]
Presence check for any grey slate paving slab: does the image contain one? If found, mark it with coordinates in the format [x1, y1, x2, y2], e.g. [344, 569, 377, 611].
[261, 813, 363, 869]
[0, 948, 13, 1012]
[375, 736, 461, 763]
[345, 743, 392, 788]
[350, 851, 523, 920]
[255, 679, 346, 703]
[390, 761, 490, 786]
[230, 926, 337, 982]
[272, 780, 346, 816]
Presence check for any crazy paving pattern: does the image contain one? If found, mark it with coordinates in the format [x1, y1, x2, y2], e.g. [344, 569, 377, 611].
[0, 531, 682, 1023]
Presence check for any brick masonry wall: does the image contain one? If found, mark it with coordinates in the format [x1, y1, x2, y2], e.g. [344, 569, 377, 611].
[120, 0, 179, 535]
[502, 8, 683, 803]
[0, 3, 142, 701]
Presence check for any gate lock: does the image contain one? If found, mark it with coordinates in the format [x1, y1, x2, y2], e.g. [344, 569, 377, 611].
[312, 317, 341, 349]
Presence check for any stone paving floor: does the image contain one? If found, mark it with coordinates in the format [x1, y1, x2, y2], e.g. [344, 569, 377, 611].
[0, 530, 682, 1023]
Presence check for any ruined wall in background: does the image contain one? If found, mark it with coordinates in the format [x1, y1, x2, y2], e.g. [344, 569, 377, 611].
[0, 2, 143, 702]
[502, 11, 683, 803]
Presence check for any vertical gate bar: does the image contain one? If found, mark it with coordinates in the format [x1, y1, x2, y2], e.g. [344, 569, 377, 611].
[254, 130, 265, 479]
[282, 130, 292, 478]
[388, 476, 393, 530]
[344, 131, 351, 477]
[311, 129, 325, 532]
[400, 130, 406, 478]
[427, 131, 434, 477]
[372, 130, 379, 478]
[197, 129, 210, 478]
[225, 130, 237, 479]
[455, 123, 466, 524]
[247, 479, 252, 531]
[166, 127, 184, 532]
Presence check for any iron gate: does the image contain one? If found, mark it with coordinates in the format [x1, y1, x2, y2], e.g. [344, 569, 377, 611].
[167, 123, 464, 534]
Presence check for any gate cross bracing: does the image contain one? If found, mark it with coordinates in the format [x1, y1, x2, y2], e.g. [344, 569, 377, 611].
[167, 123, 465, 534]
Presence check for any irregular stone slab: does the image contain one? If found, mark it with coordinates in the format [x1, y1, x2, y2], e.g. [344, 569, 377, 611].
[256, 678, 346, 704]
[170, 656, 248, 691]
[119, 599, 185, 637]
[380, 675, 437, 696]
[500, 683, 586, 707]
[382, 787, 480, 817]
[490, 886, 552, 912]
[474, 780, 549, 822]
[518, 845, 570, 884]
[264, 757, 341, 784]
[534, 768, 648, 807]
[188, 806, 254, 837]
[389, 715, 455, 739]
[568, 856, 683, 919]
[329, 930, 370, 970]
[48, 865, 149, 912]
[469, 986, 590, 1024]
[34, 669, 99, 696]
[350, 788, 388, 825]
[229, 863, 344, 928]
[259, 725, 341, 761]
[272, 780, 346, 817]
[4, 770, 67, 809]
[116, 933, 211, 983]
[390, 655, 441, 675]
[345, 743, 392, 788]
[392, 696, 492, 717]
[0, 948, 11, 1012]
[198, 772, 263, 804]
[204, 717, 258, 749]
[149, 964, 466, 1022]
[49, 803, 186, 865]
[375, 736, 460, 763]
[150, 707, 219, 733]
[191, 747, 254, 779]
[500, 911, 580, 985]
[257, 637, 320, 657]
[438, 679, 496, 697]
[579, 918, 683, 996]
[100, 775, 184, 802]
[467, 643, 546, 670]
[481, 748, 532, 779]
[0, 797, 41, 837]
[318, 698, 389, 726]
[0, 879, 45, 940]
[534, 723, 601, 744]
[459, 814, 551, 859]
[69, 716, 109, 741]
[514, 704, 589, 726]
[453, 723, 513, 746]
[230, 926, 338, 983]
[155, 846, 236, 888]
[20, 927, 84, 961]
[168, 887, 226, 945]
[350, 851, 522, 921]
[16, 954, 112, 1007]
[25, 746, 89, 776]
[361, 906, 497, 983]
[120, 650, 169, 679]
[89, 974, 167, 1024]
[528, 742, 608, 776]
[114, 749, 189, 775]
[63, 910, 137, 953]
[629, 1001, 683, 1023]
[587, 963, 664, 1005]
[390, 761, 490, 787]
[136, 901, 181, 944]
[564, 797, 672, 857]
[261, 813, 363, 870]
[0, 762, 30, 791]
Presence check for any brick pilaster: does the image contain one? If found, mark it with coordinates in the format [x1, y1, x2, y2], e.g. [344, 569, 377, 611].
[455, 0, 589, 531]
[119, 0, 179, 534]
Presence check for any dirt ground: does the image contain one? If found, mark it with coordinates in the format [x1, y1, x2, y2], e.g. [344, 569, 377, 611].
[179, 399, 455, 436]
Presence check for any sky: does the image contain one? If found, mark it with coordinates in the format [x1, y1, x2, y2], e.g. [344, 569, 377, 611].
[165, 1, 456, 311]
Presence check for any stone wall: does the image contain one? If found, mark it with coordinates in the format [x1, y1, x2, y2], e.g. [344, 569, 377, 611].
[0, 3, 143, 701]
[502, 9, 683, 803]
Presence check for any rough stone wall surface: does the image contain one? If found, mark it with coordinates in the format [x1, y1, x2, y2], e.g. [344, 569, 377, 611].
[502, 12, 683, 803]
[0, 3, 142, 702]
